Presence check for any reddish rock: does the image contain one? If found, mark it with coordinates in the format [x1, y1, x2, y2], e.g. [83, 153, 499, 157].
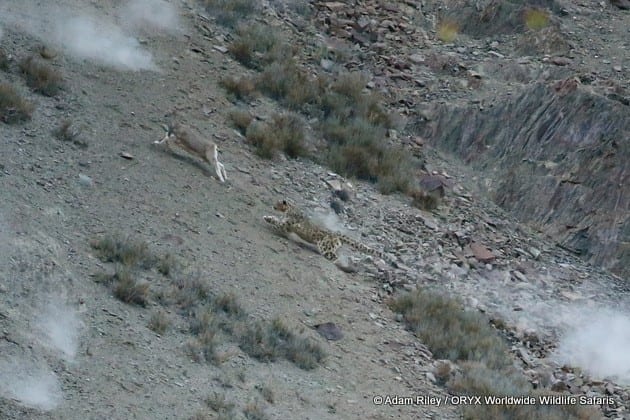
[470, 242, 496, 263]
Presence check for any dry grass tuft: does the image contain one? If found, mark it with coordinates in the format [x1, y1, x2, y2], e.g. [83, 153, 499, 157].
[243, 401, 268, 420]
[238, 318, 324, 370]
[437, 20, 459, 43]
[201, 0, 257, 28]
[228, 107, 253, 134]
[148, 310, 171, 334]
[0, 48, 9, 71]
[54, 119, 87, 148]
[96, 266, 150, 307]
[392, 290, 600, 419]
[409, 189, 440, 211]
[90, 235, 155, 269]
[114, 269, 149, 306]
[19, 56, 63, 96]
[524, 8, 550, 31]
[0, 83, 34, 124]
[390, 289, 512, 369]
[229, 23, 292, 69]
[205, 392, 235, 415]
[246, 113, 307, 159]
[220, 75, 256, 101]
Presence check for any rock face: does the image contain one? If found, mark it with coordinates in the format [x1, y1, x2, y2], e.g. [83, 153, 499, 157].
[414, 82, 629, 277]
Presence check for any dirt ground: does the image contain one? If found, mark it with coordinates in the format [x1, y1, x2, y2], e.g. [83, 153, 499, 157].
[0, 0, 628, 419]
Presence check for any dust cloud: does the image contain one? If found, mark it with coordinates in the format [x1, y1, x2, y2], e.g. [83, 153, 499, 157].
[552, 308, 630, 385]
[0, 0, 184, 71]
[36, 300, 82, 361]
[0, 362, 62, 411]
[54, 15, 157, 71]
[122, 0, 181, 33]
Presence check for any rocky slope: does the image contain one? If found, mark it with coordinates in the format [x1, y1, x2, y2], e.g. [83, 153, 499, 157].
[1, 0, 629, 419]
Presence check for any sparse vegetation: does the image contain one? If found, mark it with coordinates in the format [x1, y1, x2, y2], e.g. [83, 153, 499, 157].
[257, 384, 274, 404]
[391, 289, 512, 369]
[157, 253, 176, 277]
[171, 271, 211, 310]
[88, 233, 322, 368]
[202, 0, 257, 28]
[19, 56, 63, 96]
[91, 235, 155, 269]
[90, 235, 175, 307]
[220, 75, 256, 101]
[205, 392, 235, 415]
[238, 318, 325, 370]
[113, 268, 150, 306]
[0, 83, 34, 124]
[148, 310, 171, 334]
[245, 113, 307, 159]
[524, 8, 550, 31]
[437, 20, 459, 43]
[229, 23, 291, 70]
[243, 401, 267, 420]
[228, 107, 253, 134]
[410, 189, 440, 211]
[392, 290, 600, 419]
[0, 48, 9, 71]
[213, 293, 245, 319]
[95, 266, 150, 307]
[54, 119, 87, 148]
[226, 23, 422, 196]
[448, 362, 600, 419]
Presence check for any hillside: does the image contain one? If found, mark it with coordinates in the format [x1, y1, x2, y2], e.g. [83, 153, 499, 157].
[1, 1, 628, 419]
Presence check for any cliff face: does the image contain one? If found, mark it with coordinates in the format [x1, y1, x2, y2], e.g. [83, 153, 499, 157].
[415, 82, 629, 277]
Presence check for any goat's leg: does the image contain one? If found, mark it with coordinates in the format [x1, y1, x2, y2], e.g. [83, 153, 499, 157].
[207, 145, 226, 182]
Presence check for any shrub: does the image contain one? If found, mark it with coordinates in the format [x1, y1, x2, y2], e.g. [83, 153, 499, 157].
[524, 8, 550, 31]
[409, 188, 440, 210]
[19, 56, 63, 96]
[228, 23, 291, 69]
[228, 107, 253, 134]
[238, 318, 324, 370]
[448, 362, 600, 420]
[148, 310, 171, 334]
[113, 267, 149, 306]
[170, 270, 211, 310]
[0, 83, 33, 124]
[390, 289, 513, 369]
[201, 0, 257, 28]
[245, 113, 307, 159]
[0, 48, 9, 71]
[437, 20, 459, 43]
[157, 253, 177, 277]
[220, 75, 256, 101]
[243, 401, 267, 420]
[54, 119, 87, 148]
[90, 235, 155, 268]
[205, 392, 235, 414]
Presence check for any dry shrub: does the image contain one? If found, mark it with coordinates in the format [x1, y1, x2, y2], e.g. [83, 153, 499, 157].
[201, 0, 257, 28]
[220, 75, 256, 101]
[524, 8, 550, 31]
[245, 113, 307, 159]
[410, 189, 440, 211]
[19, 56, 63, 96]
[0, 83, 34, 124]
[437, 20, 459, 43]
[237, 318, 324, 370]
[390, 289, 512, 369]
[228, 107, 253, 134]
[54, 119, 88, 148]
[0, 48, 9, 71]
[228, 23, 291, 69]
